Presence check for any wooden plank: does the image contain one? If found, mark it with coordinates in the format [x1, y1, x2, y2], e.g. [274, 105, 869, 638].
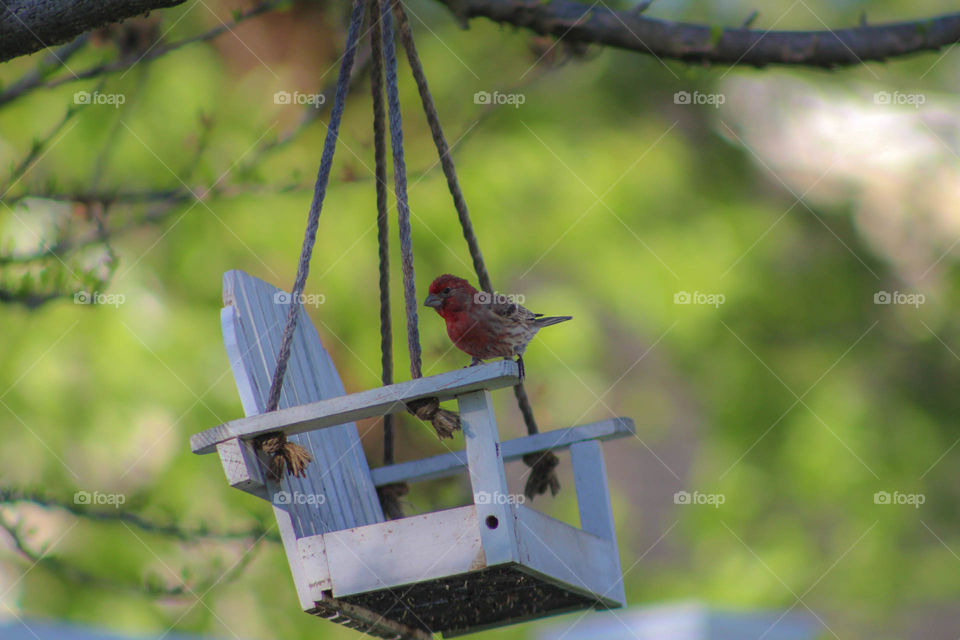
[322, 505, 485, 597]
[297, 534, 332, 604]
[513, 504, 625, 608]
[218, 270, 383, 535]
[570, 439, 625, 605]
[459, 389, 518, 566]
[571, 440, 616, 542]
[220, 270, 388, 611]
[274, 502, 319, 612]
[217, 306, 268, 496]
[370, 417, 635, 487]
[216, 438, 266, 498]
[191, 359, 520, 454]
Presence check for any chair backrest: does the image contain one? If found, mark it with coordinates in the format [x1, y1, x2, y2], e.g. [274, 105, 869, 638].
[222, 270, 384, 536]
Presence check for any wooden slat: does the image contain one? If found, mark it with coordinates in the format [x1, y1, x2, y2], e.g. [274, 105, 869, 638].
[571, 439, 625, 606]
[513, 504, 624, 608]
[218, 270, 384, 539]
[460, 390, 518, 566]
[571, 440, 616, 542]
[370, 417, 635, 487]
[215, 437, 266, 497]
[322, 505, 484, 597]
[297, 534, 332, 603]
[191, 359, 520, 454]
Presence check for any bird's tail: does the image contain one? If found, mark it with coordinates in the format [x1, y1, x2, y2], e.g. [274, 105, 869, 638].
[535, 315, 572, 327]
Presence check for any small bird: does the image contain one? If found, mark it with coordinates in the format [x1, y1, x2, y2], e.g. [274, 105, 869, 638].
[424, 274, 572, 379]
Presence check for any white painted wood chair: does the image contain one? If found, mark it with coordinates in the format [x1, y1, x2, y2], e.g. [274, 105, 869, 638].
[191, 270, 635, 638]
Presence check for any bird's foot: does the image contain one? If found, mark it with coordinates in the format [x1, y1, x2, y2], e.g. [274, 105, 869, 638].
[468, 357, 483, 367]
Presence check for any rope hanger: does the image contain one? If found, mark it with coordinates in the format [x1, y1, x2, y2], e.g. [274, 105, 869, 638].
[257, 0, 560, 511]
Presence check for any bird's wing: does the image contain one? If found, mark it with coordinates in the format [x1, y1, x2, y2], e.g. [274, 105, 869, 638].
[490, 300, 537, 324]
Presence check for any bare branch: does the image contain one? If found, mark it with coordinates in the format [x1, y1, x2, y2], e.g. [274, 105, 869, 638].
[0, 287, 63, 308]
[434, 0, 960, 67]
[0, 0, 186, 63]
[0, 487, 280, 542]
[0, 513, 265, 597]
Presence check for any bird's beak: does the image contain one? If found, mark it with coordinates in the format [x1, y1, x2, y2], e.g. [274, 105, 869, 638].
[424, 293, 442, 308]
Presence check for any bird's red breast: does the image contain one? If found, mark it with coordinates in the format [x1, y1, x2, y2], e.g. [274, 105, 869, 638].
[424, 274, 570, 361]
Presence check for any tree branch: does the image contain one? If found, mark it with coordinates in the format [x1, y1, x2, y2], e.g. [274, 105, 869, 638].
[0, 513, 265, 597]
[0, 0, 187, 63]
[0, 487, 281, 542]
[0, 1, 281, 105]
[435, 0, 960, 67]
[0, 34, 90, 104]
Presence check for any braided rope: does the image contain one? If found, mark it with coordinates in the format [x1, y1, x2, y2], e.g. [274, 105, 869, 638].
[370, 0, 409, 519]
[370, 0, 394, 466]
[380, 0, 461, 445]
[378, 0, 420, 381]
[258, 0, 366, 479]
[391, 0, 559, 497]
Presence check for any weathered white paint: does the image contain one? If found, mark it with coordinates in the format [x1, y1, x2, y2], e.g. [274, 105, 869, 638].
[460, 389, 519, 567]
[297, 534, 332, 603]
[322, 505, 485, 597]
[571, 440, 616, 542]
[513, 504, 625, 608]
[192, 359, 519, 454]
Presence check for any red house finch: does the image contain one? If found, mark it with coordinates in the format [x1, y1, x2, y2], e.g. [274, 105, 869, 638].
[424, 274, 572, 378]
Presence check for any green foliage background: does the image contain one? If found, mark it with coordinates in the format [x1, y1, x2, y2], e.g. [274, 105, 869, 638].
[0, 1, 958, 639]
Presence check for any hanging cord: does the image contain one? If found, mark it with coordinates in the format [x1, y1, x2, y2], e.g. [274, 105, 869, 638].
[258, 0, 367, 480]
[369, 0, 408, 519]
[379, 0, 461, 441]
[391, 0, 559, 499]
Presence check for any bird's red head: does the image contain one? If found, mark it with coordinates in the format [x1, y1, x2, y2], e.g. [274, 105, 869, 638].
[424, 274, 477, 318]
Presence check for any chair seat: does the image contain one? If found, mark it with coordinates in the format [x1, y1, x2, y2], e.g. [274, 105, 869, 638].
[342, 565, 603, 636]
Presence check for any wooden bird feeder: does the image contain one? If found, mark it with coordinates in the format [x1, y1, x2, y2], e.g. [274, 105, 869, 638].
[191, 270, 635, 638]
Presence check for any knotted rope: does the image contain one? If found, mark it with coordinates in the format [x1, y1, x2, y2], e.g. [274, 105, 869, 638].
[379, 0, 461, 448]
[370, 0, 408, 519]
[258, 0, 366, 479]
[391, 0, 559, 499]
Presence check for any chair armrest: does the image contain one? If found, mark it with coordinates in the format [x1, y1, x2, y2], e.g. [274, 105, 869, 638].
[370, 417, 635, 486]
[191, 360, 519, 454]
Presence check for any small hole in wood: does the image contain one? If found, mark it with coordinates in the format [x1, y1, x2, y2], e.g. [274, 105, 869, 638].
[485, 515, 499, 530]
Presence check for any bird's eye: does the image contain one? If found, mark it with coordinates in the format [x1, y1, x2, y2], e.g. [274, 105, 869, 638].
[442, 287, 451, 295]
